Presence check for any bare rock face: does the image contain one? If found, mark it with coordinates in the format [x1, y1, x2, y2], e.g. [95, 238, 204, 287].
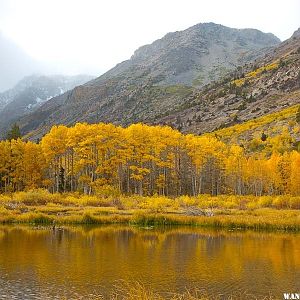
[291, 28, 300, 38]
[128, 23, 280, 86]
[14, 23, 283, 140]
[157, 31, 300, 135]
[99, 23, 280, 87]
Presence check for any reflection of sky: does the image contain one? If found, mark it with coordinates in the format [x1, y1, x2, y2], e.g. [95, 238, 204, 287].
[0, 226, 299, 299]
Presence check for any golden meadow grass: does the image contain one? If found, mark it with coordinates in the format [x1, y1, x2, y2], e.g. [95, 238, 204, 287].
[0, 189, 299, 230]
[109, 280, 278, 300]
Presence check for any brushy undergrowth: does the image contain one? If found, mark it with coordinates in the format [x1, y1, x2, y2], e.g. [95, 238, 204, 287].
[0, 189, 299, 230]
[1, 189, 300, 209]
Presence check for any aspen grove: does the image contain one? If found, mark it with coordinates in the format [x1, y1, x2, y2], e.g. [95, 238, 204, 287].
[0, 123, 299, 196]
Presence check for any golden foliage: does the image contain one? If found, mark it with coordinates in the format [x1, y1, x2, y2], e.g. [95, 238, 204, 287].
[0, 120, 299, 197]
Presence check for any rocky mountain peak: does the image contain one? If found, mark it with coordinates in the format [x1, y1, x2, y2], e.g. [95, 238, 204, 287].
[131, 22, 280, 63]
[291, 28, 300, 38]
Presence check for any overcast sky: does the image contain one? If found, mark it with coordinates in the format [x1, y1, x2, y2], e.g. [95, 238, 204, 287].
[0, 0, 299, 77]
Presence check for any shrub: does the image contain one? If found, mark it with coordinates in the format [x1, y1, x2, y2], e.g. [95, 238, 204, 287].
[12, 189, 58, 205]
[0, 206, 10, 216]
[258, 196, 273, 208]
[178, 195, 199, 207]
[0, 195, 11, 203]
[93, 184, 121, 198]
[246, 201, 259, 210]
[140, 196, 177, 213]
[223, 201, 238, 209]
[289, 197, 300, 209]
[272, 196, 290, 209]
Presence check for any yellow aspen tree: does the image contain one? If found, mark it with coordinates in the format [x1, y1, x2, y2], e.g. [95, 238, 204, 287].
[290, 151, 300, 195]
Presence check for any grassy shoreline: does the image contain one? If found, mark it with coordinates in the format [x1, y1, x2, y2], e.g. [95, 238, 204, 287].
[1, 207, 300, 231]
[0, 190, 300, 231]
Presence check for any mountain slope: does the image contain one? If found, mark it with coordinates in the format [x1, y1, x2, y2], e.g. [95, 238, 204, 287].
[155, 28, 300, 134]
[17, 23, 280, 140]
[208, 104, 300, 152]
[0, 74, 94, 137]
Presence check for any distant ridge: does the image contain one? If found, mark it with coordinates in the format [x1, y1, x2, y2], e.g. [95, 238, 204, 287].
[0, 74, 95, 137]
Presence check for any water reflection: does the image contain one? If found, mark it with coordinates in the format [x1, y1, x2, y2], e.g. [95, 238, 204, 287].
[0, 225, 299, 299]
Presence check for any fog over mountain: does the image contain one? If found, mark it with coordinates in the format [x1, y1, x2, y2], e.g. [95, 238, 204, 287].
[0, 32, 43, 91]
[0, 74, 95, 137]
[0, 32, 95, 92]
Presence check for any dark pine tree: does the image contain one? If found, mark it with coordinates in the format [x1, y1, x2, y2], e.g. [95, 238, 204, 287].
[6, 123, 21, 141]
[261, 132, 268, 142]
[58, 167, 65, 193]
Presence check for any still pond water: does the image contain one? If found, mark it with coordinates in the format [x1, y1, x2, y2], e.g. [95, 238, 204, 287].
[0, 225, 299, 299]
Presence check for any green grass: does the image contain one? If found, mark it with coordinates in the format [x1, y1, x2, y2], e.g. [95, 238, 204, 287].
[164, 85, 194, 97]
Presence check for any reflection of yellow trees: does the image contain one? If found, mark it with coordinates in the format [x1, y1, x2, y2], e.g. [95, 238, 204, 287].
[0, 225, 299, 293]
[0, 229, 4, 239]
